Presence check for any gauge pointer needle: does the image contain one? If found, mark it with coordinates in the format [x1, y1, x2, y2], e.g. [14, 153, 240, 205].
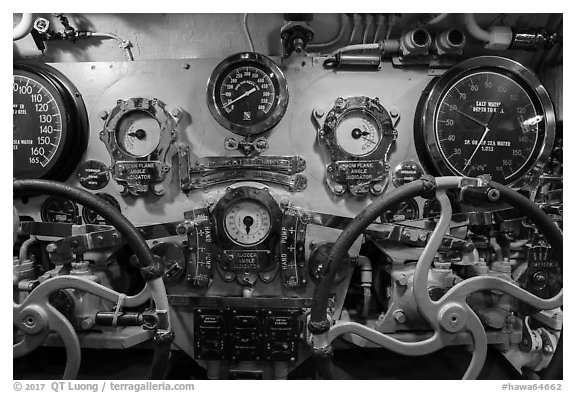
[223, 87, 257, 109]
[449, 106, 488, 128]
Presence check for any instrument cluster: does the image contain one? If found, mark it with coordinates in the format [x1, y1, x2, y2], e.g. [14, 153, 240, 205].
[13, 23, 562, 378]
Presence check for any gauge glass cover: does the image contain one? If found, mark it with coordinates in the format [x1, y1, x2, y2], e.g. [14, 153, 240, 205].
[335, 111, 382, 157]
[207, 52, 289, 136]
[224, 200, 272, 246]
[41, 196, 79, 224]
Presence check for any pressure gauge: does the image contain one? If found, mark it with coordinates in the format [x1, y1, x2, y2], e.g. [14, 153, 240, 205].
[415, 56, 555, 188]
[207, 52, 289, 136]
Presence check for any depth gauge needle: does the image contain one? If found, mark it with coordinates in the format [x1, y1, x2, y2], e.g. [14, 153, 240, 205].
[448, 106, 488, 128]
[222, 87, 257, 109]
[462, 112, 497, 173]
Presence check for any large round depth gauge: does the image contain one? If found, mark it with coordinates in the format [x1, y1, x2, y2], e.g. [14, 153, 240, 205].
[13, 63, 88, 181]
[415, 57, 555, 188]
[207, 52, 289, 136]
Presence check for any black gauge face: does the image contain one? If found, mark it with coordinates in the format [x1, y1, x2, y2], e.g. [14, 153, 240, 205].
[392, 160, 424, 187]
[41, 196, 79, 224]
[77, 160, 110, 190]
[381, 198, 420, 223]
[416, 57, 555, 188]
[13, 65, 88, 181]
[208, 52, 289, 136]
[81, 193, 121, 225]
[434, 71, 544, 184]
[335, 110, 382, 157]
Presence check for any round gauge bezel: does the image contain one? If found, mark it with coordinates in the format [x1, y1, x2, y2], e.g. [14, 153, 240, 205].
[213, 186, 283, 251]
[13, 63, 89, 182]
[41, 195, 79, 224]
[206, 52, 289, 136]
[81, 193, 121, 225]
[223, 199, 272, 247]
[335, 109, 383, 157]
[414, 56, 555, 189]
[380, 197, 420, 223]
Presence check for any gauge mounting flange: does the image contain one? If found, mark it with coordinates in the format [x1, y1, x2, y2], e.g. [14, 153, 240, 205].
[212, 186, 283, 285]
[207, 52, 289, 137]
[414, 56, 556, 189]
[100, 97, 179, 196]
[313, 96, 397, 196]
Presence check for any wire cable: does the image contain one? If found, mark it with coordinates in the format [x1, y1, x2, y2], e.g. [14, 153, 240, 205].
[243, 13, 255, 52]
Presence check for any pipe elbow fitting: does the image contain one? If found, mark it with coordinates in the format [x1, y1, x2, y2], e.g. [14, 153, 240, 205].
[434, 28, 466, 55]
[400, 28, 432, 57]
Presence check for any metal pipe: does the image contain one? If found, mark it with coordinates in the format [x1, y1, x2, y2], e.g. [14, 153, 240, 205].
[87, 32, 134, 61]
[13, 13, 33, 41]
[19, 236, 37, 263]
[463, 13, 491, 43]
[308, 14, 349, 50]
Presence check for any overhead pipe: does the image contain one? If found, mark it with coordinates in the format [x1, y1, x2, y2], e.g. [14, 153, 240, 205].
[13, 13, 33, 41]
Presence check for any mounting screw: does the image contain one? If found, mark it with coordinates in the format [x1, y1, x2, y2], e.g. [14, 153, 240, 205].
[396, 274, 408, 286]
[394, 310, 406, 323]
[170, 107, 183, 118]
[46, 243, 57, 253]
[314, 108, 324, 117]
[486, 188, 500, 202]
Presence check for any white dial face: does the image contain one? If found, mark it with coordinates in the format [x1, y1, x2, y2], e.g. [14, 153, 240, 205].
[224, 200, 271, 246]
[335, 111, 381, 156]
[116, 111, 161, 157]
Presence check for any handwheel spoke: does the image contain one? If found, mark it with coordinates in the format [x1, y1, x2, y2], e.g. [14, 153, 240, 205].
[13, 331, 49, 358]
[328, 321, 443, 356]
[441, 276, 562, 310]
[46, 305, 81, 380]
[462, 309, 488, 380]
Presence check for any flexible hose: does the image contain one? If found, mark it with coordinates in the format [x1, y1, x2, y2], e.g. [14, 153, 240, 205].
[14, 180, 156, 269]
[13, 13, 33, 41]
[464, 13, 491, 43]
[310, 179, 429, 325]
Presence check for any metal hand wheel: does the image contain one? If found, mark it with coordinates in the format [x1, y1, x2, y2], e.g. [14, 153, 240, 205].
[309, 176, 562, 379]
[13, 179, 172, 379]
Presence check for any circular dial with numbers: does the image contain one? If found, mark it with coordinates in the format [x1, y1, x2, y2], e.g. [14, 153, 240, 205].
[224, 200, 272, 246]
[41, 196, 79, 224]
[415, 57, 555, 188]
[207, 52, 288, 136]
[335, 110, 382, 157]
[82, 193, 121, 225]
[13, 64, 88, 181]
